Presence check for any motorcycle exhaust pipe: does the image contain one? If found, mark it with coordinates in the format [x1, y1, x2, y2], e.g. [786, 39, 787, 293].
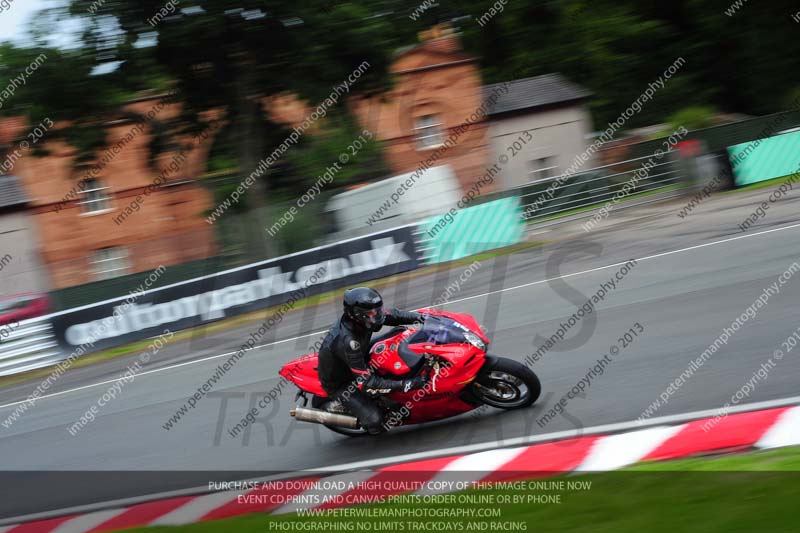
[290, 406, 360, 429]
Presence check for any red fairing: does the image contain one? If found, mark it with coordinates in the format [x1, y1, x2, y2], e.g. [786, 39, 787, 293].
[370, 336, 413, 377]
[279, 310, 490, 425]
[279, 353, 328, 397]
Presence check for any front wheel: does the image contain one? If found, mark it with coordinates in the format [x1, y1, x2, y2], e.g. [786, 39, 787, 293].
[469, 356, 541, 409]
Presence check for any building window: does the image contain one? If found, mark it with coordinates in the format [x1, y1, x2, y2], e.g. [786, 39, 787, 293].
[529, 157, 558, 182]
[414, 114, 444, 150]
[90, 247, 130, 280]
[80, 178, 113, 213]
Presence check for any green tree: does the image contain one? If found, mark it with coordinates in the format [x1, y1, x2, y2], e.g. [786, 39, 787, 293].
[13, 0, 407, 261]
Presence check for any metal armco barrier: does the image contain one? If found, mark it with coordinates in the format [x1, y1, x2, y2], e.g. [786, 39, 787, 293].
[0, 318, 63, 377]
[519, 154, 684, 223]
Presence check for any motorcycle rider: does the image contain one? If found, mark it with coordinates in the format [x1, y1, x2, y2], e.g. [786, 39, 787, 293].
[317, 287, 429, 434]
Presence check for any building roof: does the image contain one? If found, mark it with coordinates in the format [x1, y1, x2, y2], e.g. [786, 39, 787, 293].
[0, 174, 29, 209]
[483, 73, 592, 116]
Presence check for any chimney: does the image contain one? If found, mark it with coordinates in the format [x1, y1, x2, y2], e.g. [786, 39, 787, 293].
[418, 23, 461, 54]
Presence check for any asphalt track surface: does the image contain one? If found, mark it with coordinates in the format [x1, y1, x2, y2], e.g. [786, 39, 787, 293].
[2, 185, 800, 519]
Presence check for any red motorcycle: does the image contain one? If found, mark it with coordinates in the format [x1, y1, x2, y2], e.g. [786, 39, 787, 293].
[279, 309, 541, 436]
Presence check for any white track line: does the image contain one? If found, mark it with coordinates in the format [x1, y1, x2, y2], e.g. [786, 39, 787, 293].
[1, 221, 799, 412]
[441, 220, 800, 307]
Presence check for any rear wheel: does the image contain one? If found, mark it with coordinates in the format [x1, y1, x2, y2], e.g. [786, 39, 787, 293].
[469, 356, 541, 409]
[311, 395, 369, 437]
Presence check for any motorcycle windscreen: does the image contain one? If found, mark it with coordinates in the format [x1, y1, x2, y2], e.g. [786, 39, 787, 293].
[406, 315, 469, 345]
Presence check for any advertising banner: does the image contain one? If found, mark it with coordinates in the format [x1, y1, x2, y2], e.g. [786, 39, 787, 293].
[50, 227, 421, 353]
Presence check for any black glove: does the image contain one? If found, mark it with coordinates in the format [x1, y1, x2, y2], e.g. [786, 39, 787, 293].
[362, 373, 406, 394]
[384, 309, 425, 327]
[402, 373, 429, 393]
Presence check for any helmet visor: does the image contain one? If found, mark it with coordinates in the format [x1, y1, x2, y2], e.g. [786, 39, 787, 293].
[354, 306, 383, 327]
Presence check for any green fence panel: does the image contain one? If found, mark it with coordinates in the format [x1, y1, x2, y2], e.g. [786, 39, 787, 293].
[420, 197, 524, 264]
[727, 130, 800, 186]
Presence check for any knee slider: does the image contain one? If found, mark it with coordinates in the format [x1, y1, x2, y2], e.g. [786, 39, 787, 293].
[360, 411, 384, 433]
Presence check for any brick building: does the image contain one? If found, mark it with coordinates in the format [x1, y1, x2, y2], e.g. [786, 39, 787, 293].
[1, 25, 593, 292]
[350, 26, 594, 196]
[350, 27, 492, 194]
[3, 96, 216, 290]
[0, 174, 48, 296]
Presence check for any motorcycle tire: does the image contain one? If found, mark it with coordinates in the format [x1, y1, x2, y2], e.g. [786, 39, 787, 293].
[468, 356, 541, 409]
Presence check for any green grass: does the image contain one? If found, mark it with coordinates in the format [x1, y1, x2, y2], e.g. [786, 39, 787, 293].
[628, 445, 800, 471]
[0, 241, 545, 389]
[119, 447, 800, 533]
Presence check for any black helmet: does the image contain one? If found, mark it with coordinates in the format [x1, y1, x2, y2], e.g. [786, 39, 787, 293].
[343, 287, 384, 330]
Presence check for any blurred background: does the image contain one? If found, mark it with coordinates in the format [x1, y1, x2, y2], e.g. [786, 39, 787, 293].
[1, 0, 799, 314]
[2, 4, 800, 527]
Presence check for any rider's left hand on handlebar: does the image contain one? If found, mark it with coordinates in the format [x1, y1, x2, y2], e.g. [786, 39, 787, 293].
[403, 373, 429, 392]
